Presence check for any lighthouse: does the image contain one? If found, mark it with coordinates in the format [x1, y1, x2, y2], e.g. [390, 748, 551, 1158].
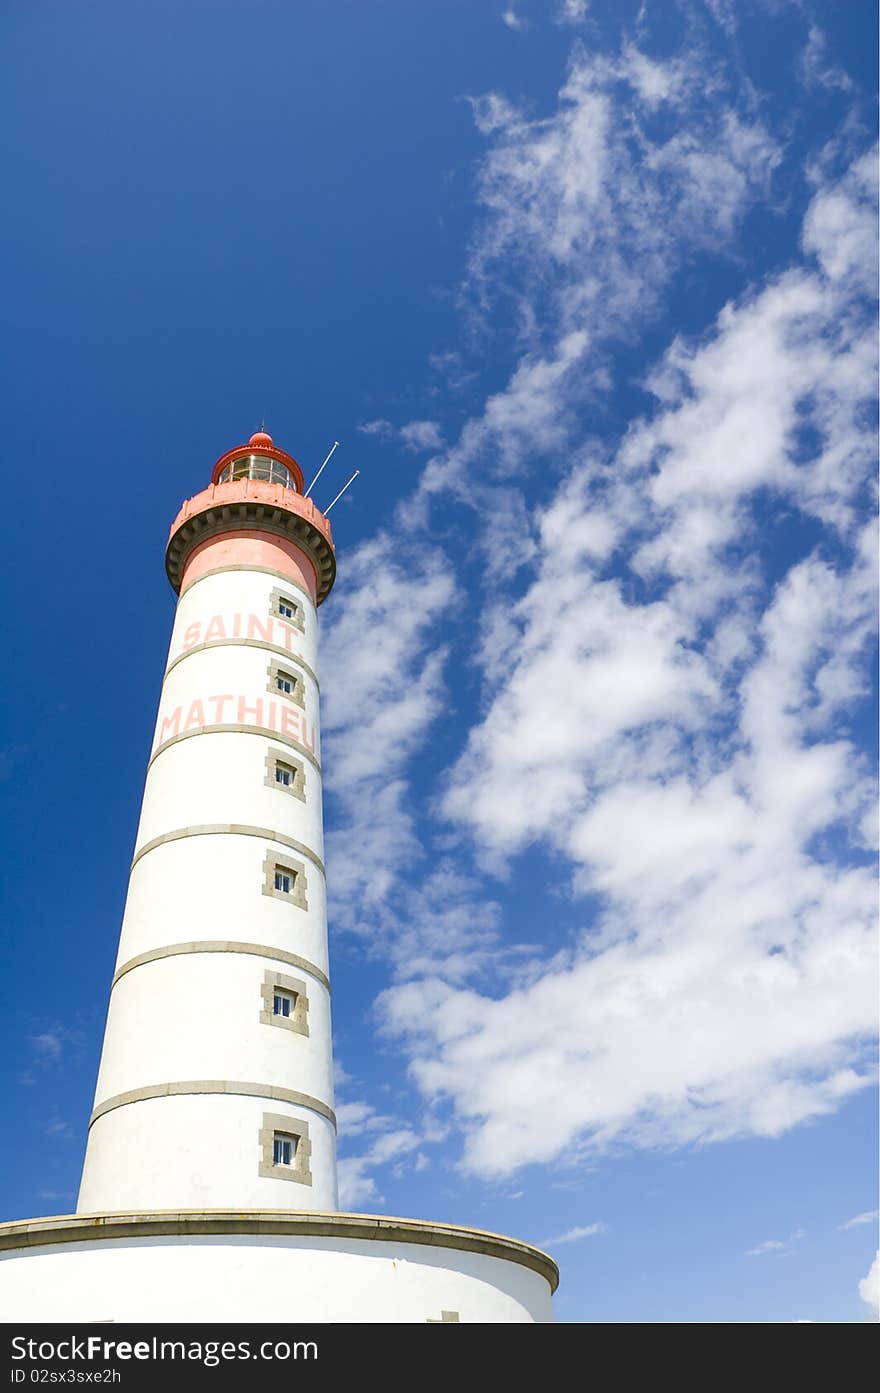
[0, 430, 557, 1322]
[78, 430, 338, 1214]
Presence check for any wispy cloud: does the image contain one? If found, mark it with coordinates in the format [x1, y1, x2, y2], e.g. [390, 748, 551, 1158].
[501, 10, 526, 33]
[321, 534, 454, 952]
[29, 1031, 63, 1060]
[42, 1119, 73, 1139]
[20, 1026, 69, 1085]
[359, 418, 444, 453]
[412, 44, 780, 532]
[800, 25, 854, 94]
[334, 1063, 428, 1208]
[377, 66, 877, 1177]
[543, 1222, 606, 1246]
[555, 0, 589, 27]
[745, 1230, 805, 1259]
[337, 1123, 422, 1209]
[840, 1210, 879, 1232]
[327, 22, 876, 1195]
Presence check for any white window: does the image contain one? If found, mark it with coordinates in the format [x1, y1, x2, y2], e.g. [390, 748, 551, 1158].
[264, 853, 307, 908]
[267, 661, 304, 708]
[275, 595, 302, 624]
[273, 990, 295, 1018]
[265, 750, 305, 801]
[260, 1113, 311, 1184]
[270, 589, 305, 632]
[273, 1134, 296, 1166]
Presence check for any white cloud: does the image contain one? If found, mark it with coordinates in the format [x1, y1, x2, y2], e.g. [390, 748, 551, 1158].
[800, 25, 854, 94]
[334, 1074, 425, 1208]
[555, 0, 589, 25]
[335, 1100, 392, 1137]
[328, 23, 876, 1210]
[321, 536, 452, 947]
[416, 46, 781, 518]
[745, 1229, 805, 1258]
[840, 1210, 879, 1232]
[544, 1222, 606, 1246]
[337, 1128, 422, 1209]
[702, 0, 738, 36]
[359, 418, 393, 439]
[466, 49, 778, 331]
[399, 420, 444, 452]
[745, 1239, 787, 1257]
[321, 532, 453, 797]
[379, 147, 878, 1179]
[803, 147, 876, 290]
[42, 1119, 72, 1138]
[501, 10, 525, 32]
[441, 151, 877, 859]
[618, 40, 688, 108]
[358, 418, 444, 453]
[859, 1251, 879, 1319]
[320, 536, 506, 982]
[29, 1031, 63, 1060]
[414, 332, 590, 512]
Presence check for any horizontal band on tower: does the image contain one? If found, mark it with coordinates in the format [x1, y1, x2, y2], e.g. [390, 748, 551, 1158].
[180, 565, 315, 604]
[112, 941, 330, 992]
[0, 1212, 559, 1291]
[131, 825, 326, 878]
[164, 639, 320, 689]
[149, 724, 321, 775]
[89, 1082, 337, 1130]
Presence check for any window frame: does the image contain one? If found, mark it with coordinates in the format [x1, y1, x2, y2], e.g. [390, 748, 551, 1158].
[261, 970, 310, 1036]
[269, 587, 306, 634]
[262, 851, 308, 909]
[266, 659, 305, 709]
[259, 1111, 312, 1185]
[264, 746, 306, 802]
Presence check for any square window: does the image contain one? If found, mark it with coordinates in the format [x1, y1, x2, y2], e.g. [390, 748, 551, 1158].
[273, 1133, 297, 1166]
[267, 661, 305, 708]
[261, 971, 309, 1035]
[271, 590, 305, 631]
[265, 749, 305, 801]
[273, 990, 295, 1018]
[260, 1111, 312, 1185]
[274, 869, 293, 895]
[263, 851, 307, 909]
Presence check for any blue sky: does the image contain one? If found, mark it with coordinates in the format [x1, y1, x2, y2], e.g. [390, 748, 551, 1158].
[0, 0, 876, 1323]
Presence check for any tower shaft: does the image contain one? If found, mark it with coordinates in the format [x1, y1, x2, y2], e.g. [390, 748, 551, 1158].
[78, 434, 338, 1213]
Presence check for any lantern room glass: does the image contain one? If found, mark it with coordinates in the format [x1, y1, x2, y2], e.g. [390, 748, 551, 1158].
[218, 454, 297, 490]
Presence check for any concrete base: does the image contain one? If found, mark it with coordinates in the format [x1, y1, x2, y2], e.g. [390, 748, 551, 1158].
[0, 1211, 557, 1323]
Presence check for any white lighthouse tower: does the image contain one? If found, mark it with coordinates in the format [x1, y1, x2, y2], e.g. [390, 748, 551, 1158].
[78, 430, 338, 1216]
[0, 430, 557, 1322]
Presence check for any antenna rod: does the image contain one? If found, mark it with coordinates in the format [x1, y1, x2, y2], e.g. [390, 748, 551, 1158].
[304, 441, 340, 498]
[323, 469, 360, 514]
